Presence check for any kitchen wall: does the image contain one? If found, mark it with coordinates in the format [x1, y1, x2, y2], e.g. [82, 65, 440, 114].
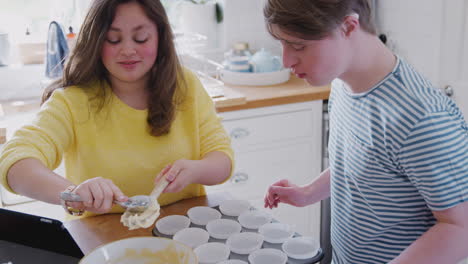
[377, 0, 468, 118]
[219, 0, 279, 53]
[376, 0, 444, 85]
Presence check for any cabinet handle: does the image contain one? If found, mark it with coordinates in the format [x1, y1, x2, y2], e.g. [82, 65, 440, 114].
[444, 85, 454, 97]
[230, 128, 250, 139]
[231, 172, 249, 183]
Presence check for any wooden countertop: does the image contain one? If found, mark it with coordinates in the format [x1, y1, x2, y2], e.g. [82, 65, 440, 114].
[215, 75, 330, 112]
[64, 192, 232, 255]
[0, 75, 330, 118]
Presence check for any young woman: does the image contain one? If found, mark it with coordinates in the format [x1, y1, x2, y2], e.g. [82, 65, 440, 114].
[262, 0, 468, 263]
[0, 0, 233, 218]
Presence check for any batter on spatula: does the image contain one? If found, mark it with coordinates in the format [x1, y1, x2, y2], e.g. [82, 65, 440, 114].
[121, 178, 169, 230]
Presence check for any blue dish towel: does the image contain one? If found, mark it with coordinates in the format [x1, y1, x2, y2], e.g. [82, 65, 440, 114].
[45, 21, 69, 78]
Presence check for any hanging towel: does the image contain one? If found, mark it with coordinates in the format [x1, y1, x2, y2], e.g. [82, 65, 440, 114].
[45, 21, 69, 78]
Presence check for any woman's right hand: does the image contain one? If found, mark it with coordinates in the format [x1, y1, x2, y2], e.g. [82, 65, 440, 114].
[264, 179, 309, 209]
[66, 177, 128, 214]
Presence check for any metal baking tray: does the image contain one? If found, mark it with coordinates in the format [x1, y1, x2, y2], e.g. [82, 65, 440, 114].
[153, 205, 324, 264]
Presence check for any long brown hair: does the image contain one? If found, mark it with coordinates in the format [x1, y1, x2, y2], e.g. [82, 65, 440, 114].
[43, 0, 185, 136]
[264, 0, 376, 40]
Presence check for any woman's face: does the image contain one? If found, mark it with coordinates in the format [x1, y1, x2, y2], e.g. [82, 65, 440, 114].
[101, 2, 159, 85]
[272, 25, 351, 87]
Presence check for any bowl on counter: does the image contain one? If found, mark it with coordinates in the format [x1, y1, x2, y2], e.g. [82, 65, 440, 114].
[219, 199, 251, 217]
[226, 232, 264, 255]
[220, 68, 291, 86]
[173, 227, 210, 249]
[206, 218, 242, 239]
[238, 210, 272, 230]
[194, 242, 230, 264]
[248, 248, 288, 264]
[258, 222, 294, 243]
[187, 206, 222, 226]
[282, 236, 319, 260]
[155, 215, 191, 236]
[79, 236, 197, 264]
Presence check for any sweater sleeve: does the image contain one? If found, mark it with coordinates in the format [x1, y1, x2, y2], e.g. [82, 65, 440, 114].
[0, 89, 75, 193]
[188, 72, 235, 178]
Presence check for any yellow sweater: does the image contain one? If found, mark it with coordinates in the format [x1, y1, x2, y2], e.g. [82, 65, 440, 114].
[0, 70, 233, 217]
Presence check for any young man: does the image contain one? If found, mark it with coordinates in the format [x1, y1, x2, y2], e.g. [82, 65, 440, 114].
[263, 0, 468, 263]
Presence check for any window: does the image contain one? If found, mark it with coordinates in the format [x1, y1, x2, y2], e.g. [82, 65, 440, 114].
[0, 0, 91, 44]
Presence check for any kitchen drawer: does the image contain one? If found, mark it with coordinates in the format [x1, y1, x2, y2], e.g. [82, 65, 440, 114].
[206, 139, 321, 201]
[222, 109, 321, 151]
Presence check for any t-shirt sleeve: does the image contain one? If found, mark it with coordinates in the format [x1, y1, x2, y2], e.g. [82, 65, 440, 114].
[398, 110, 468, 211]
[0, 90, 75, 193]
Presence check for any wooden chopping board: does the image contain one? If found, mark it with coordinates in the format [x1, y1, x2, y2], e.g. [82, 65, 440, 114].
[212, 86, 247, 108]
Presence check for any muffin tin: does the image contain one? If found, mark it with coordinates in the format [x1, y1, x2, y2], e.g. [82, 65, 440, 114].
[153, 205, 323, 263]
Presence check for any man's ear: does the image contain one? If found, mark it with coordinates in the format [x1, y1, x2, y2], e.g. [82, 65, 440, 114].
[341, 13, 359, 37]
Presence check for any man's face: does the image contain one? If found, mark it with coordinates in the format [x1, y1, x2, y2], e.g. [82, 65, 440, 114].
[272, 25, 351, 86]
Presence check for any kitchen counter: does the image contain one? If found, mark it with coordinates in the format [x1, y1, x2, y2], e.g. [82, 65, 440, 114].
[64, 192, 232, 255]
[0, 75, 330, 117]
[215, 75, 330, 112]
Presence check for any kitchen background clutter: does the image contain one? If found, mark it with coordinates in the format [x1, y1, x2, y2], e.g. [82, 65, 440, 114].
[0, 30, 10, 66]
[1, 1, 468, 263]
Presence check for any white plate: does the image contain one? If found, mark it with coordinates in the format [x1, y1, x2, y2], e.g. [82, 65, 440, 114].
[206, 218, 242, 239]
[219, 199, 251, 216]
[218, 260, 248, 264]
[220, 68, 291, 86]
[173, 227, 210, 249]
[79, 236, 197, 264]
[194, 242, 230, 264]
[226, 232, 264, 255]
[282, 236, 319, 260]
[155, 215, 191, 236]
[248, 248, 288, 264]
[187, 206, 222, 226]
[258, 222, 294, 243]
[238, 210, 272, 229]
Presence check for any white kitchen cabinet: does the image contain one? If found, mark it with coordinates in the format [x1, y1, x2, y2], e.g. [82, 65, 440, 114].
[377, 0, 468, 117]
[206, 100, 323, 238]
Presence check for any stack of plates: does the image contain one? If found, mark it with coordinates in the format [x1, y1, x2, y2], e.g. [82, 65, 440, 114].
[220, 68, 291, 86]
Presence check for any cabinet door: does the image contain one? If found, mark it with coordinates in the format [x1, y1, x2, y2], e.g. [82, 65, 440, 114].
[222, 109, 318, 151]
[206, 139, 321, 198]
[378, 0, 468, 116]
[206, 139, 322, 237]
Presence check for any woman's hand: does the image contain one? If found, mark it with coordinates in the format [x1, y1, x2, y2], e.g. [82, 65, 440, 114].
[264, 179, 309, 209]
[156, 159, 204, 193]
[67, 177, 128, 214]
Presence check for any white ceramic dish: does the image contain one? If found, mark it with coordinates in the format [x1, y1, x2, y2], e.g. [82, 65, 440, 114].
[173, 227, 210, 249]
[206, 218, 241, 239]
[155, 215, 191, 236]
[194, 242, 230, 264]
[220, 68, 291, 86]
[219, 199, 251, 217]
[282, 236, 319, 260]
[248, 248, 288, 264]
[238, 210, 272, 229]
[79, 236, 197, 264]
[226, 232, 264, 255]
[218, 260, 248, 264]
[187, 206, 222, 226]
[258, 222, 294, 243]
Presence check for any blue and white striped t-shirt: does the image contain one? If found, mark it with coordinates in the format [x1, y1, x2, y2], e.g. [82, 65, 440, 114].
[328, 57, 468, 264]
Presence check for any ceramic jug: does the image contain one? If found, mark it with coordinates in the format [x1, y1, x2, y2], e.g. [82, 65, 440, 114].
[0, 31, 10, 66]
[250, 48, 282, 73]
